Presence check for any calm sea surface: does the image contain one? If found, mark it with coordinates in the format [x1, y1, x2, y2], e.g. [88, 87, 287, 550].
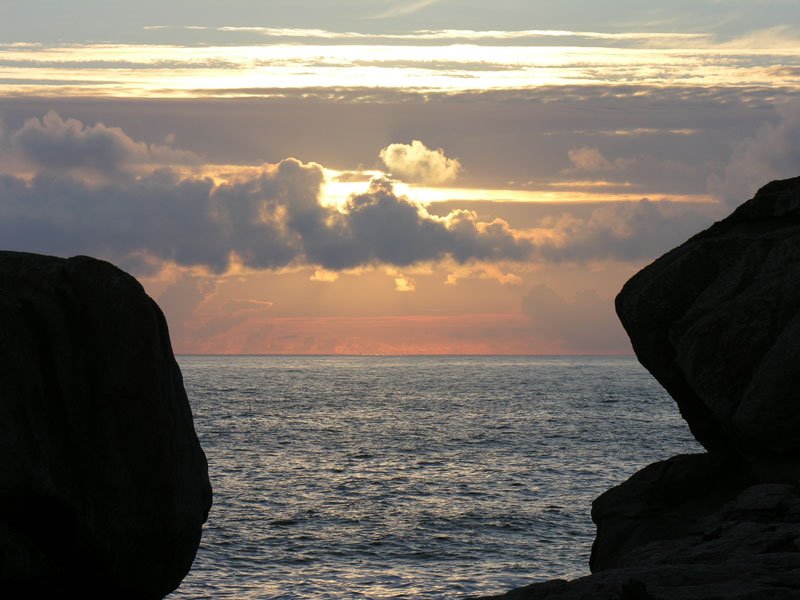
[169, 355, 700, 599]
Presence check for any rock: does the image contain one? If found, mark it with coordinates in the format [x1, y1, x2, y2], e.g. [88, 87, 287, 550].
[477, 176, 800, 599]
[589, 453, 754, 572]
[616, 175, 800, 483]
[476, 467, 800, 599]
[0, 252, 211, 598]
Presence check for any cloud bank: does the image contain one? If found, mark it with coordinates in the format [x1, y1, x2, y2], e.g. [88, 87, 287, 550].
[0, 112, 719, 275]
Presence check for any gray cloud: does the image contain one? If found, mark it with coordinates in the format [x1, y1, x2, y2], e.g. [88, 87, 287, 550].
[11, 111, 199, 175]
[0, 113, 722, 274]
[1, 87, 795, 196]
[708, 102, 800, 206]
[0, 114, 533, 272]
[531, 199, 720, 263]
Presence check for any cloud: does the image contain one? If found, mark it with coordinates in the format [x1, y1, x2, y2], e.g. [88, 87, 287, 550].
[0, 114, 534, 274]
[0, 113, 723, 277]
[565, 146, 640, 178]
[522, 284, 630, 352]
[718, 25, 800, 50]
[11, 111, 199, 175]
[310, 269, 340, 282]
[169, 26, 779, 49]
[531, 199, 719, 263]
[296, 176, 532, 269]
[224, 299, 274, 309]
[391, 272, 416, 292]
[445, 263, 522, 286]
[708, 102, 800, 206]
[379, 140, 461, 184]
[332, 170, 375, 183]
[368, 0, 441, 20]
[568, 147, 613, 172]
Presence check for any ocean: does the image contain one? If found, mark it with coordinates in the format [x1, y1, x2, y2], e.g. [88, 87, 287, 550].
[169, 355, 700, 599]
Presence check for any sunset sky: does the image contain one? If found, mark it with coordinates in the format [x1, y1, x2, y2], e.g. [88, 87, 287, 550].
[2, 1, 799, 354]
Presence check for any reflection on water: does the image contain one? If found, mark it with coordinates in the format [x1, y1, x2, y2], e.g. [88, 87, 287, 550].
[170, 356, 699, 599]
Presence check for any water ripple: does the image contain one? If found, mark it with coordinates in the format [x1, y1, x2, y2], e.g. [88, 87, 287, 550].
[169, 356, 699, 599]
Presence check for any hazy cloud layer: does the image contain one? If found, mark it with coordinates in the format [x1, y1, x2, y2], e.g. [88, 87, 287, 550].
[522, 284, 629, 352]
[708, 102, 800, 205]
[0, 113, 721, 275]
[532, 199, 719, 263]
[4, 1, 800, 46]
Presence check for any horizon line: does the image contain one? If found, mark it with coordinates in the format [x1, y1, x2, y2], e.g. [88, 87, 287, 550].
[175, 352, 636, 357]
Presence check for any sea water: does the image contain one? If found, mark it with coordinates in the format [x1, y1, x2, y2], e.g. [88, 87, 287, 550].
[169, 355, 700, 599]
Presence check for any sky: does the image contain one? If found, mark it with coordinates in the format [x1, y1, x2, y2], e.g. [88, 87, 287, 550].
[2, 1, 799, 354]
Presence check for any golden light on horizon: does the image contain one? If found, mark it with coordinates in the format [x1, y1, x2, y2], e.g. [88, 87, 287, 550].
[320, 169, 714, 207]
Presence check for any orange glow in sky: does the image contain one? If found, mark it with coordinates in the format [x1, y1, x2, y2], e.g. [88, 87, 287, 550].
[2, 13, 798, 353]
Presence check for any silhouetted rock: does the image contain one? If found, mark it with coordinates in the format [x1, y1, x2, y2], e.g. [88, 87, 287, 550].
[478, 176, 800, 599]
[616, 175, 800, 483]
[0, 252, 211, 599]
[590, 453, 754, 572]
[478, 475, 800, 599]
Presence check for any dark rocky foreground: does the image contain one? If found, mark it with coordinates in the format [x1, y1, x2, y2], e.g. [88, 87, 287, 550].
[0, 252, 211, 599]
[476, 176, 800, 599]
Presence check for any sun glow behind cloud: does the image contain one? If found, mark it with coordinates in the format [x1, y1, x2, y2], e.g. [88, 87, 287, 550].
[320, 174, 712, 207]
[4, 15, 800, 354]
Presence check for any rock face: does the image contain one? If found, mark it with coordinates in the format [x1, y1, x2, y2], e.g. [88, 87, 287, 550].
[616, 174, 800, 484]
[477, 176, 800, 599]
[0, 252, 211, 598]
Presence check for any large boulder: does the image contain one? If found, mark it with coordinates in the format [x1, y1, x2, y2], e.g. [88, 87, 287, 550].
[0, 252, 211, 598]
[477, 176, 800, 599]
[616, 175, 800, 483]
[477, 462, 800, 599]
[589, 453, 754, 572]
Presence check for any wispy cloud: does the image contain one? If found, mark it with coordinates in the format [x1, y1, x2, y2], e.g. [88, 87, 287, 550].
[2, 39, 799, 99]
[367, 0, 442, 20]
[212, 26, 713, 45]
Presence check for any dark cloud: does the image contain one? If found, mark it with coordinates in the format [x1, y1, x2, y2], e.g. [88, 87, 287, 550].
[310, 178, 531, 269]
[0, 114, 534, 272]
[0, 113, 724, 274]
